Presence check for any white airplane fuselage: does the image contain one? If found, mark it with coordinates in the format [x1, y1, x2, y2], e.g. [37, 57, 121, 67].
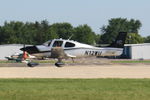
[24, 39, 123, 58]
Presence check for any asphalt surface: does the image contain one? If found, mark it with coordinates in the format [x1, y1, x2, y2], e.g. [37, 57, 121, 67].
[0, 57, 150, 78]
[0, 64, 150, 78]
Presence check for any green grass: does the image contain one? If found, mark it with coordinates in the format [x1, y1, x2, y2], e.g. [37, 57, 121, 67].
[0, 79, 150, 100]
[0, 60, 71, 64]
[0, 60, 18, 63]
[2, 59, 150, 64]
[33, 60, 71, 64]
[112, 60, 150, 63]
[0, 60, 55, 64]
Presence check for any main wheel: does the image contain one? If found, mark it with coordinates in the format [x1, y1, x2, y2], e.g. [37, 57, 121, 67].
[55, 62, 65, 67]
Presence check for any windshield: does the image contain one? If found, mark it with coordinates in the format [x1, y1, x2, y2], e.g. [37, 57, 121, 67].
[43, 40, 52, 46]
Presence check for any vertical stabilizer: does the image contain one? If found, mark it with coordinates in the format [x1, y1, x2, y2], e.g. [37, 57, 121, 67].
[109, 32, 127, 48]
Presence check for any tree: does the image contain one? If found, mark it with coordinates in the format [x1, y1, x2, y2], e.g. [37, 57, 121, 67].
[126, 33, 144, 44]
[50, 23, 73, 39]
[1, 21, 24, 44]
[128, 19, 142, 33]
[46, 27, 59, 40]
[144, 36, 150, 43]
[73, 24, 96, 45]
[100, 18, 142, 44]
[0, 26, 7, 44]
[33, 20, 50, 44]
[94, 34, 101, 45]
[22, 22, 38, 44]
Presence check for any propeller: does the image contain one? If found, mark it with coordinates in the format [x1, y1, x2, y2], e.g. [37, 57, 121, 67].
[21, 44, 39, 67]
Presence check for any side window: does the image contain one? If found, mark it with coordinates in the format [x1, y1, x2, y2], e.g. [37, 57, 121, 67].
[65, 42, 75, 48]
[53, 41, 63, 47]
[43, 40, 52, 46]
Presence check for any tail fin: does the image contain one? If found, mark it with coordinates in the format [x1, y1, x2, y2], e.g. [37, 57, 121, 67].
[109, 32, 127, 48]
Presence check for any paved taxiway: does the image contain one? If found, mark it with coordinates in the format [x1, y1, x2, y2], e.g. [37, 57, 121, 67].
[0, 64, 150, 78]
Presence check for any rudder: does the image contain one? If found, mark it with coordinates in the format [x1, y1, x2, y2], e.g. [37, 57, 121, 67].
[109, 32, 127, 48]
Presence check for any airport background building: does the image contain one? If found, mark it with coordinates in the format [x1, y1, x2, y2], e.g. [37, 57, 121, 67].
[0, 44, 23, 60]
[123, 43, 150, 59]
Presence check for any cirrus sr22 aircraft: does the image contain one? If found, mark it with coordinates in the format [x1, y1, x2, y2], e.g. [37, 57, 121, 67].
[20, 32, 127, 67]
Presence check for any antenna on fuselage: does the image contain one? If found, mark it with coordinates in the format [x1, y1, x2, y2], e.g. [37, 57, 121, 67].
[68, 34, 74, 40]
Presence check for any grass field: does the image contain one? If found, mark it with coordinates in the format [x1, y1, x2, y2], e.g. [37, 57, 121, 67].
[0, 60, 70, 64]
[0, 79, 150, 100]
[0, 60, 56, 63]
[1, 59, 150, 64]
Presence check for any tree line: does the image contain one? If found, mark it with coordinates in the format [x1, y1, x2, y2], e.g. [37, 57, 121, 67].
[0, 18, 150, 45]
[0, 20, 96, 45]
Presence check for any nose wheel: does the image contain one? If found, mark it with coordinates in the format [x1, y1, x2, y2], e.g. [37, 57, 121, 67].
[27, 62, 39, 67]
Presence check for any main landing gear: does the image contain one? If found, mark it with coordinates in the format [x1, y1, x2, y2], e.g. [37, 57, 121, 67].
[55, 58, 65, 67]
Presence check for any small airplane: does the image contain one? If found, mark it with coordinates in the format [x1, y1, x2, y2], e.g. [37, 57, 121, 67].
[20, 32, 127, 67]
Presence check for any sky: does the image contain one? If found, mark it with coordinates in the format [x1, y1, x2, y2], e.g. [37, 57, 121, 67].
[0, 0, 150, 37]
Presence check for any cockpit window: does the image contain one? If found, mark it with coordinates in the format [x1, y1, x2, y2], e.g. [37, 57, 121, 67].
[43, 40, 52, 46]
[53, 41, 63, 47]
[65, 42, 75, 48]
